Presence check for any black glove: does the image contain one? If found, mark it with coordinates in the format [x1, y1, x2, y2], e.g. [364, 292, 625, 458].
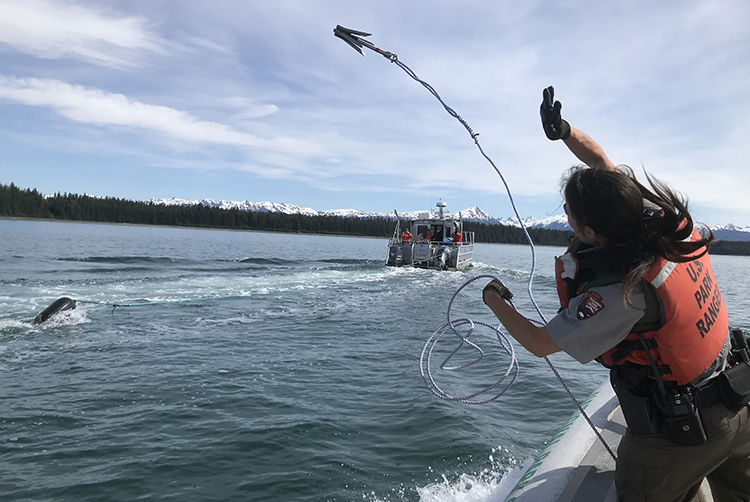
[483, 279, 513, 304]
[540, 86, 571, 141]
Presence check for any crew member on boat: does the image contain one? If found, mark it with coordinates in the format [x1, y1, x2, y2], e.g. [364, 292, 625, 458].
[451, 228, 462, 245]
[483, 87, 750, 502]
[400, 228, 412, 243]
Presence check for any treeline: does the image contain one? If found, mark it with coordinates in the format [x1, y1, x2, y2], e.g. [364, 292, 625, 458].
[0, 183, 392, 237]
[2, 182, 750, 254]
[1, 182, 573, 243]
[710, 240, 750, 256]
[462, 220, 573, 246]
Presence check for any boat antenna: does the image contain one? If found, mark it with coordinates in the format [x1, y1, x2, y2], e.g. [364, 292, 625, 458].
[334, 26, 617, 461]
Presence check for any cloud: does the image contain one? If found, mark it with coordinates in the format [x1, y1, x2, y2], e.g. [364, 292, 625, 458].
[223, 97, 280, 119]
[0, 0, 748, 223]
[0, 76, 318, 155]
[0, 0, 163, 67]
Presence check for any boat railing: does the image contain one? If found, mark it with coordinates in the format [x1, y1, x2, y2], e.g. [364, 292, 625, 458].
[391, 232, 473, 246]
[448, 231, 474, 246]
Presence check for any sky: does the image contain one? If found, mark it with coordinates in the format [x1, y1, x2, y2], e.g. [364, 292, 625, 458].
[0, 0, 748, 226]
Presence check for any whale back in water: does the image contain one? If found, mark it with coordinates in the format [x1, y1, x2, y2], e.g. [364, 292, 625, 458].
[33, 297, 77, 324]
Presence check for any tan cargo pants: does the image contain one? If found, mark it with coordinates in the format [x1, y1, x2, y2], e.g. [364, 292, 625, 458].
[615, 403, 750, 502]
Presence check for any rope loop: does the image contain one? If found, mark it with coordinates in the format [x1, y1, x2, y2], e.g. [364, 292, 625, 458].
[420, 274, 519, 405]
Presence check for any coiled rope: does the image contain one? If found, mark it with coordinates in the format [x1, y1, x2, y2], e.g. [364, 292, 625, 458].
[389, 54, 617, 460]
[420, 274, 520, 404]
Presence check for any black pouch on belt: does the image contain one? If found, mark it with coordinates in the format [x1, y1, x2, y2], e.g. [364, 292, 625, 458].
[662, 391, 708, 446]
[718, 328, 750, 412]
[718, 362, 750, 412]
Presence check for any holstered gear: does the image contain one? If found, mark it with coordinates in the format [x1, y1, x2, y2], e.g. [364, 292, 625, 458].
[612, 328, 750, 447]
[610, 366, 661, 436]
[717, 328, 750, 412]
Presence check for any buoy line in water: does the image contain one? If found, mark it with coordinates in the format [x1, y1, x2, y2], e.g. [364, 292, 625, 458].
[335, 26, 618, 461]
[14, 275, 376, 324]
[15, 294, 267, 324]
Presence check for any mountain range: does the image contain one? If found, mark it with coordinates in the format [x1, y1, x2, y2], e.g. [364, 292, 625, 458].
[150, 197, 750, 242]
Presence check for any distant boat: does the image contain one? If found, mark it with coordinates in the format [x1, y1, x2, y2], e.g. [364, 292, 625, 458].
[386, 201, 474, 271]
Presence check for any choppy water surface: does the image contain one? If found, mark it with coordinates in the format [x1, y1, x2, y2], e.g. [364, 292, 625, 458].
[1, 220, 748, 501]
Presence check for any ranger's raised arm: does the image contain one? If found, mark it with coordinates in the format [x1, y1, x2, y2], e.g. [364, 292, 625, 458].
[540, 86, 617, 171]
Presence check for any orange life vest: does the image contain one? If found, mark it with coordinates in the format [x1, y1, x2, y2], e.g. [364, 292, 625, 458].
[555, 231, 728, 385]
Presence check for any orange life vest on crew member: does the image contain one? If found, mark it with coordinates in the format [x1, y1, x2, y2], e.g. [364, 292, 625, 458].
[554, 230, 728, 386]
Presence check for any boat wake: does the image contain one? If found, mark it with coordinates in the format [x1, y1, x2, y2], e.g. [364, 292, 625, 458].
[365, 455, 534, 502]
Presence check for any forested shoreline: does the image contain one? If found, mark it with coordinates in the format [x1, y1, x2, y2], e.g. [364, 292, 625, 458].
[2, 182, 748, 254]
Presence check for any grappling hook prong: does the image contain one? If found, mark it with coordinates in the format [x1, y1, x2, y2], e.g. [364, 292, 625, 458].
[333, 25, 396, 60]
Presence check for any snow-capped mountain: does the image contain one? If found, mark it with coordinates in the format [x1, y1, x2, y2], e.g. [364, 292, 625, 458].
[707, 224, 750, 242]
[149, 197, 750, 241]
[150, 198, 321, 216]
[496, 214, 571, 230]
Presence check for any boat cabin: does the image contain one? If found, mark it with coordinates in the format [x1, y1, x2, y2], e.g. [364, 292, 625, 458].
[386, 201, 474, 271]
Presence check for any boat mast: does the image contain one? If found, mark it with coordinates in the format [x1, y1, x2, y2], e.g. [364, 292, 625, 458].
[392, 210, 401, 241]
[436, 201, 446, 220]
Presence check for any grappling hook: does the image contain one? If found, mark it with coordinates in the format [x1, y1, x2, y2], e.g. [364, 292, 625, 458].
[333, 25, 396, 60]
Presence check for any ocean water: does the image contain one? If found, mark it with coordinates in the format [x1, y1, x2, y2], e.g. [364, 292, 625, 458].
[1, 219, 748, 502]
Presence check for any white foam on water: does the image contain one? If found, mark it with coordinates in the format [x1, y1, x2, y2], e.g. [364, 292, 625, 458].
[0, 308, 89, 336]
[38, 308, 90, 328]
[484, 457, 534, 502]
[0, 319, 30, 331]
[93, 267, 393, 304]
[414, 456, 534, 502]
[416, 472, 501, 502]
[365, 454, 534, 502]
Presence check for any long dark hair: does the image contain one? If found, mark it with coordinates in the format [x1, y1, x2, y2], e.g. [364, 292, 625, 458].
[562, 165, 714, 304]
